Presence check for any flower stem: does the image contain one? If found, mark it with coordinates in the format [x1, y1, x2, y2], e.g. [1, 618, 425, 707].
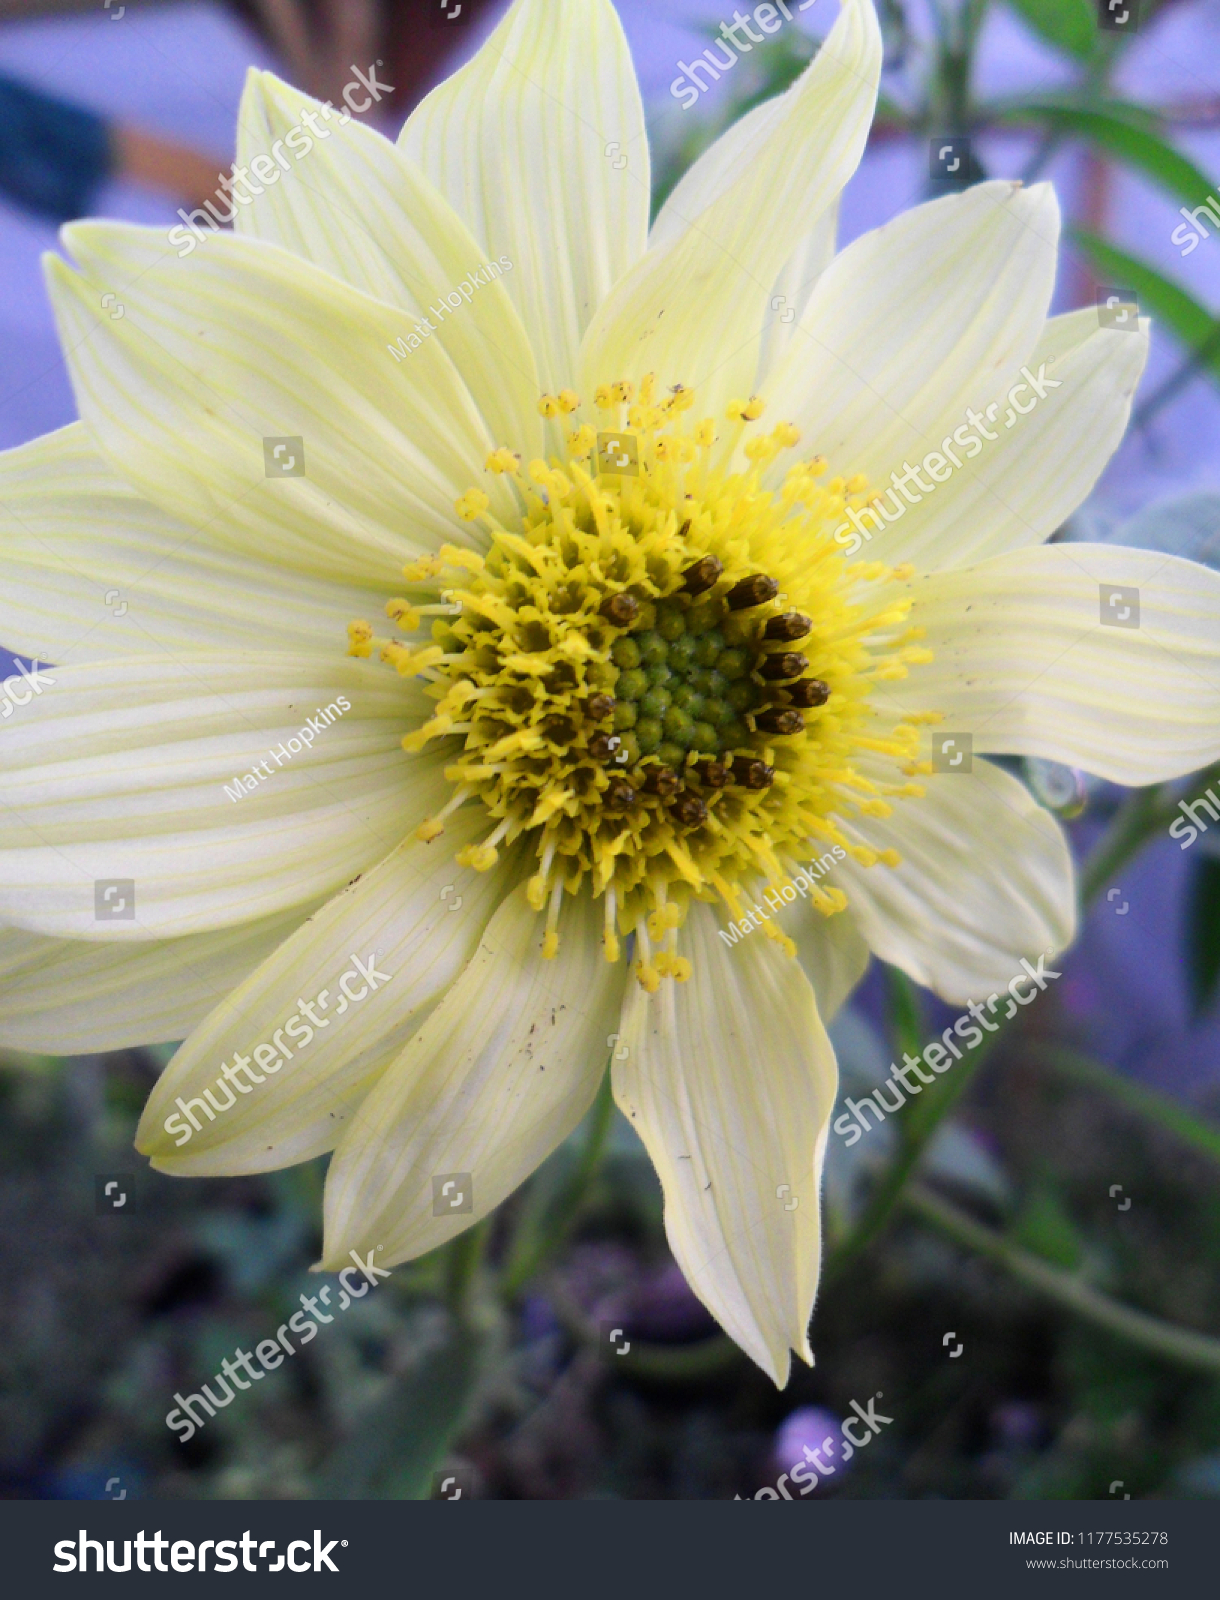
[501, 1068, 616, 1297]
[1034, 1042, 1220, 1167]
[1079, 782, 1181, 904]
[444, 1219, 489, 1323]
[827, 770, 1218, 1279]
[904, 1182, 1220, 1376]
[545, 1273, 742, 1381]
[824, 1001, 1004, 1283]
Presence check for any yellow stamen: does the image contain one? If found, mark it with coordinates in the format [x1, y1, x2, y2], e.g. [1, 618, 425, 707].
[385, 598, 421, 630]
[355, 377, 937, 968]
[455, 490, 490, 521]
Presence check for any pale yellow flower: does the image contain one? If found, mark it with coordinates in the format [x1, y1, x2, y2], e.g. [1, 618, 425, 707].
[2, 0, 1219, 1383]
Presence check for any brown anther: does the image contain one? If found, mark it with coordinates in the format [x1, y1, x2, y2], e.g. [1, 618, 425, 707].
[693, 759, 731, 788]
[587, 732, 621, 762]
[726, 573, 779, 610]
[764, 611, 812, 642]
[680, 553, 722, 595]
[731, 757, 775, 790]
[585, 693, 616, 721]
[787, 678, 831, 708]
[604, 778, 636, 810]
[755, 707, 805, 736]
[670, 792, 708, 829]
[599, 592, 640, 627]
[758, 652, 808, 681]
[541, 715, 576, 744]
[642, 766, 681, 798]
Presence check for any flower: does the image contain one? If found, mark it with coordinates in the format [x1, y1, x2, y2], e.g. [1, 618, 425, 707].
[1, 0, 1219, 1387]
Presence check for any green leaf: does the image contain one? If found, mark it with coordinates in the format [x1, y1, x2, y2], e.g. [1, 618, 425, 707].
[1000, 94, 1162, 135]
[1000, 102, 1217, 212]
[1188, 854, 1220, 1017]
[1004, 0, 1097, 60]
[1068, 231, 1220, 371]
[313, 1317, 488, 1500]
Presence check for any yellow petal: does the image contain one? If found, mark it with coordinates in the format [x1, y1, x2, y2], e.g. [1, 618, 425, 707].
[613, 901, 837, 1385]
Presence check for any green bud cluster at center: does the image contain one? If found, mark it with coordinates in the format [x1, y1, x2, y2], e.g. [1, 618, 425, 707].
[605, 598, 767, 771]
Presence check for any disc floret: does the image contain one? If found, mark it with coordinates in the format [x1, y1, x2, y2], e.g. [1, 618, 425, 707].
[350, 380, 933, 980]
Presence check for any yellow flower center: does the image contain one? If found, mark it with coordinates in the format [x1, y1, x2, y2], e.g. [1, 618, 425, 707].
[349, 379, 935, 985]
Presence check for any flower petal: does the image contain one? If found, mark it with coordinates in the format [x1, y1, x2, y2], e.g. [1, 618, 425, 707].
[233, 70, 542, 456]
[651, 105, 839, 377]
[0, 903, 323, 1053]
[399, 0, 649, 393]
[728, 867, 868, 1020]
[791, 897, 871, 1022]
[613, 901, 837, 1385]
[0, 425, 389, 665]
[320, 882, 626, 1269]
[878, 542, 1220, 784]
[0, 654, 428, 939]
[580, 0, 880, 411]
[137, 814, 521, 1175]
[758, 203, 840, 381]
[763, 180, 1059, 492]
[840, 308, 1150, 571]
[46, 223, 514, 588]
[836, 755, 1075, 1004]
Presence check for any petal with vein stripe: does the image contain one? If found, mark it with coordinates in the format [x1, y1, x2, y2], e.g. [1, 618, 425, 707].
[320, 883, 626, 1268]
[400, 0, 649, 394]
[137, 817, 522, 1174]
[613, 902, 837, 1385]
